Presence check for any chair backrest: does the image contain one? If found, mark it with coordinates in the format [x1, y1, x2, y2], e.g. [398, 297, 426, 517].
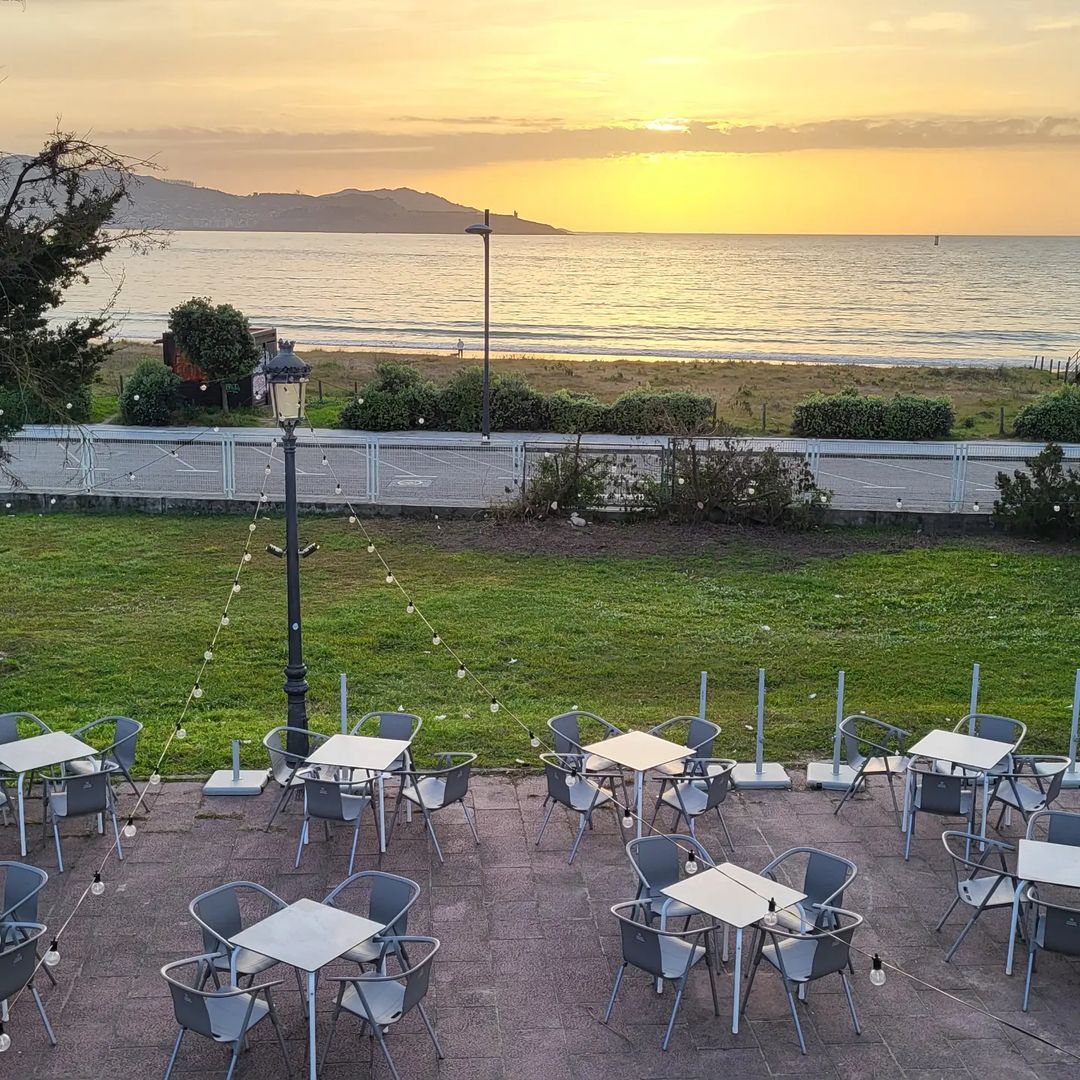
[105, 716, 141, 771]
[0, 924, 45, 1001]
[0, 713, 50, 744]
[192, 886, 242, 953]
[324, 871, 420, 937]
[912, 766, 968, 815]
[626, 834, 710, 898]
[699, 761, 735, 811]
[263, 727, 296, 785]
[60, 769, 112, 816]
[803, 850, 856, 910]
[399, 936, 439, 1014]
[542, 754, 589, 809]
[686, 718, 719, 759]
[1028, 809, 1080, 847]
[441, 758, 472, 805]
[304, 777, 349, 821]
[1, 862, 48, 924]
[807, 910, 862, 980]
[612, 901, 666, 978]
[161, 955, 256, 1039]
[351, 711, 421, 742]
[1037, 901, 1080, 958]
[548, 713, 583, 757]
[961, 713, 1025, 747]
[840, 714, 906, 764]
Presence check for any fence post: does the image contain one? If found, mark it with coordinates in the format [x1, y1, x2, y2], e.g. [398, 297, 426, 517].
[999, 407, 1005, 436]
[82, 428, 96, 492]
[222, 432, 236, 498]
[118, 374, 124, 396]
[761, 402, 767, 432]
[369, 438, 380, 504]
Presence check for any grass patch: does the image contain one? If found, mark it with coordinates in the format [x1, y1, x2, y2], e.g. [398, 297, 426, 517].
[1, 513, 1078, 777]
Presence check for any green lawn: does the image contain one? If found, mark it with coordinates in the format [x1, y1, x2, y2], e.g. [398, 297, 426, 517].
[1, 513, 1077, 776]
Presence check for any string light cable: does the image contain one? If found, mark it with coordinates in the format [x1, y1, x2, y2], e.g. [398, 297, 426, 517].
[0, 442, 280, 1044]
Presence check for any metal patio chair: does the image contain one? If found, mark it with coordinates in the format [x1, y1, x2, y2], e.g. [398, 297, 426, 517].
[1026, 807, 1080, 846]
[388, 752, 479, 864]
[1021, 886, 1080, 1011]
[0, 862, 48, 945]
[262, 725, 331, 830]
[626, 834, 715, 920]
[536, 752, 616, 864]
[321, 936, 443, 1080]
[651, 758, 736, 851]
[0, 713, 51, 821]
[904, 763, 975, 860]
[161, 954, 291, 1079]
[547, 711, 624, 773]
[68, 715, 143, 796]
[935, 714, 1026, 780]
[348, 711, 422, 776]
[758, 847, 858, 934]
[936, 830, 1020, 962]
[647, 716, 721, 776]
[741, 906, 864, 1055]
[44, 763, 124, 873]
[322, 870, 421, 971]
[989, 756, 1070, 831]
[0, 922, 56, 1047]
[833, 714, 910, 826]
[294, 776, 372, 876]
[603, 899, 721, 1051]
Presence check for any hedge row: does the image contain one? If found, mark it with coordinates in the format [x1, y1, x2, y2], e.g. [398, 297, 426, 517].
[791, 390, 955, 440]
[1014, 386, 1080, 444]
[338, 363, 716, 435]
[0, 383, 92, 426]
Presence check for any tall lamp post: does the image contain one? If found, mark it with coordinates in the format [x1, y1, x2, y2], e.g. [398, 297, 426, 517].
[465, 209, 493, 441]
[265, 340, 313, 758]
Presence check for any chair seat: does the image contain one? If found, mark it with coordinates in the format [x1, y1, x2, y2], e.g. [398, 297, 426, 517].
[402, 776, 448, 810]
[340, 976, 407, 1025]
[652, 896, 700, 921]
[659, 783, 709, 816]
[205, 993, 269, 1042]
[850, 754, 905, 775]
[657, 935, 706, 979]
[958, 875, 1017, 910]
[569, 782, 612, 812]
[584, 754, 616, 773]
[340, 937, 388, 965]
[762, 935, 817, 982]
[993, 783, 1046, 814]
[210, 948, 279, 979]
[655, 758, 693, 777]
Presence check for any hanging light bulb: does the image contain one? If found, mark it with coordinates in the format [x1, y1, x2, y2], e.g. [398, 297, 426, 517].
[132, 393, 140, 402]
[1053, 504, 1061, 513]
[763, 898, 778, 927]
[128, 472, 136, 481]
[367, 543, 375, 554]
[176, 724, 187, 740]
[432, 632, 441, 645]
[204, 649, 214, 661]
[123, 819, 137, 839]
[385, 572, 395, 584]
[490, 698, 499, 713]
[349, 515, 357, 524]
[265, 463, 272, 474]
[243, 552, 252, 563]
[870, 954, 886, 987]
[973, 501, 980, 512]
[895, 498, 903, 510]
[248, 523, 256, 532]
[457, 664, 467, 679]
[0, 1024, 10, 1052]
[529, 732, 540, 748]
[406, 602, 415, 615]
[335, 485, 342, 495]
[44, 939, 61, 967]
[149, 772, 161, 785]
[232, 582, 241, 593]
[322, 456, 329, 466]
[566, 767, 579, 788]
[261, 493, 269, 502]
[221, 615, 230, 627]
[677, 477, 686, 486]
[192, 685, 203, 699]
[91, 872, 105, 897]
[200, 383, 208, 392]
[621, 809, 634, 829]
[685, 851, 699, 875]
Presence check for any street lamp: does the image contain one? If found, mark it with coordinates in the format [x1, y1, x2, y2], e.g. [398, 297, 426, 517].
[465, 209, 493, 441]
[265, 340, 313, 757]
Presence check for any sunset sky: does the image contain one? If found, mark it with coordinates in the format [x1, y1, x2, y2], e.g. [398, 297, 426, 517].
[3, 0, 1079, 233]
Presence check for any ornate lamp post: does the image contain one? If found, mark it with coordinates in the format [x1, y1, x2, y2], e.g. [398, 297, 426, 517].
[265, 340, 313, 757]
[465, 209, 493, 441]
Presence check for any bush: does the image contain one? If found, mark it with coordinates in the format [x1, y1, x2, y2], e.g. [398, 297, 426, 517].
[606, 389, 714, 435]
[511, 439, 616, 519]
[640, 439, 829, 527]
[547, 390, 609, 433]
[119, 360, 181, 425]
[438, 368, 484, 431]
[791, 389, 954, 439]
[338, 378, 440, 431]
[0, 381, 92, 426]
[993, 443, 1079, 539]
[490, 375, 551, 431]
[168, 296, 259, 411]
[367, 361, 422, 393]
[1014, 387, 1080, 443]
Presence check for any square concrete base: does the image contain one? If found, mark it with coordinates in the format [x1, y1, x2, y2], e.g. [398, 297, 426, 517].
[805, 761, 861, 791]
[203, 769, 270, 796]
[731, 762, 792, 790]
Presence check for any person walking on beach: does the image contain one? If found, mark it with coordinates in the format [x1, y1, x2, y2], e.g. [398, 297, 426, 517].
[456, 337, 465, 358]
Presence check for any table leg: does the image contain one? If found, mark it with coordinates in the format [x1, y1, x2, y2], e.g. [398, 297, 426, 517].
[1006, 878, 1027, 976]
[900, 765, 912, 834]
[378, 774, 386, 853]
[980, 773, 991, 851]
[17, 771, 27, 858]
[635, 771, 643, 839]
[731, 927, 743, 1033]
[307, 971, 317, 1079]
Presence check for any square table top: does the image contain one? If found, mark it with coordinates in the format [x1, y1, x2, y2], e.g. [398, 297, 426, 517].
[229, 898, 382, 973]
[1018, 838, 1080, 889]
[581, 729, 691, 773]
[907, 729, 1014, 773]
[661, 863, 807, 930]
[0, 731, 97, 775]
[305, 733, 412, 774]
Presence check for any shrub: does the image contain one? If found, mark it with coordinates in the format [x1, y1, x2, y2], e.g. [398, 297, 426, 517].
[119, 360, 181, 425]
[338, 378, 440, 431]
[547, 390, 609, 433]
[1014, 387, 1080, 443]
[367, 361, 422, 393]
[607, 389, 714, 435]
[490, 375, 551, 431]
[993, 443, 1079, 539]
[168, 297, 259, 412]
[438, 367, 484, 431]
[0, 382, 92, 426]
[511, 439, 617, 519]
[639, 439, 829, 527]
[792, 390, 953, 439]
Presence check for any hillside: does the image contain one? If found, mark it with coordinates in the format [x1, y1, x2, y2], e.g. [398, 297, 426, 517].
[112, 174, 565, 234]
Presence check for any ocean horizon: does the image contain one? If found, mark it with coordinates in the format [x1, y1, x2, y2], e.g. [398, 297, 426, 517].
[63, 230, 1080, 368]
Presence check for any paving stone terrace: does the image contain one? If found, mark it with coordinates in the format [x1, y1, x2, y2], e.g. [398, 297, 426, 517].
[5, 772, 1080, 1080]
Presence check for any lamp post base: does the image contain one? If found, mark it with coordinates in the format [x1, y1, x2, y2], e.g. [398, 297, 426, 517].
[203, 769, 270, 796]
[805, 761, 863, 791]
[731, 762, 792, 790]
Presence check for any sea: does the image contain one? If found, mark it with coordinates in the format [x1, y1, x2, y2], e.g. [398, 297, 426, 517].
[62, 231, 1080, 367]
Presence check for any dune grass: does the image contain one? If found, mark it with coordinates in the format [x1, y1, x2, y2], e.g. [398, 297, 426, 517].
[1, 512, 1078, 777]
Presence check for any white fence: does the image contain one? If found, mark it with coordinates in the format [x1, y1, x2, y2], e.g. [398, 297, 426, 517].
[2, 425, 1078, 513]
